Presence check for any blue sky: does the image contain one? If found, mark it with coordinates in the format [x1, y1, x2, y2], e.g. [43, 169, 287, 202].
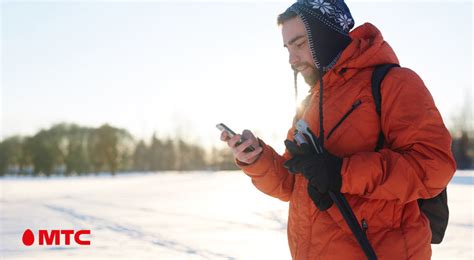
[2, 0, 472, 152]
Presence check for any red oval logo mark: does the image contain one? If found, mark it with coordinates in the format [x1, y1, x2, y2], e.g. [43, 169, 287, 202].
[22, 229, 35, 246]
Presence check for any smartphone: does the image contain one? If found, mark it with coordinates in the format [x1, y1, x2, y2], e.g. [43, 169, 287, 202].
[216, 123, 255, 152]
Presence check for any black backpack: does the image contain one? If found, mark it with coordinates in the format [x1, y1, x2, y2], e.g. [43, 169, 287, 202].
[371, 64, 449, 244]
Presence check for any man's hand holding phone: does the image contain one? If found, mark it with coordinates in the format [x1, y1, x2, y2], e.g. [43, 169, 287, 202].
[217, 123, 263, 165]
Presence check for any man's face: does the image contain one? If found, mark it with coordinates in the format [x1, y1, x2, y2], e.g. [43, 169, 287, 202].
[282, 16, 319, 87]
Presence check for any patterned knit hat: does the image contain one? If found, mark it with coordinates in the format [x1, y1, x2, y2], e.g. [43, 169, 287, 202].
[286, 0, 355, 72]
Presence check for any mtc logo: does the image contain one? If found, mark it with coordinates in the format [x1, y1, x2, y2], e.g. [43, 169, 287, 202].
[22, 229, 91, 246]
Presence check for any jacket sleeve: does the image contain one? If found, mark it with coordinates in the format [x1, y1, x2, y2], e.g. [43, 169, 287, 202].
[340, 68, 456, 204]
[237, 136, 295, 202]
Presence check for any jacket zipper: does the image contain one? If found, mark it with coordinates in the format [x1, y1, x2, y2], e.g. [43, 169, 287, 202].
[326, 99, 362, 140]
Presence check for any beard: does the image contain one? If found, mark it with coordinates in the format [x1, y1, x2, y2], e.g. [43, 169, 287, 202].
[292, 62, 320, 87]
[303, 67, 319, 87]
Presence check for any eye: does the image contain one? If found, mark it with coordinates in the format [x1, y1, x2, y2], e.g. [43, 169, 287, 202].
[296, 41, 305, 48]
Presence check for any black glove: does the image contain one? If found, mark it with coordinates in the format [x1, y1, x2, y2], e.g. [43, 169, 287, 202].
[284, 138, 343, 194]
[307, 183, 333, 211]
[283, 139, 315, 173]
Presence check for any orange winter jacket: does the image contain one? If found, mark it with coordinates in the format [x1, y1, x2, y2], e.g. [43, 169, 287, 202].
[238, 23, 456, 260]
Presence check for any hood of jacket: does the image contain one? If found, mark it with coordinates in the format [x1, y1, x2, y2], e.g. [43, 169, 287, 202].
[312, 22, 400, 93]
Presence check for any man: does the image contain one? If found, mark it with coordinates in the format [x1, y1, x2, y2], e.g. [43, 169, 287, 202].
[219, 0, 456, 259]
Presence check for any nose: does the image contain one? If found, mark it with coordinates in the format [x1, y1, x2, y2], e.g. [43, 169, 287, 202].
[289, 51, 299, 66]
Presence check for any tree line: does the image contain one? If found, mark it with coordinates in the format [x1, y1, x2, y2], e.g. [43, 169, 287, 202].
[0, 122, 472, 177]
[0, 123, 238, 176]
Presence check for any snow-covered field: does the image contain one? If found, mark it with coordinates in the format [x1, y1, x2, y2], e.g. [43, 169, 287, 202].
[1, 171, 472, 260]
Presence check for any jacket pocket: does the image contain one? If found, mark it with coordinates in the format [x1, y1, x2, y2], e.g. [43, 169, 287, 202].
[326, 99, 362, 140]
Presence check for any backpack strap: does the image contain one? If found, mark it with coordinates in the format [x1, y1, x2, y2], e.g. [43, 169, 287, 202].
[371, 64, 400, 151]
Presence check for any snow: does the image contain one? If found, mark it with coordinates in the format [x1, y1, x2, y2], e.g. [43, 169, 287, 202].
[1, 171, 472, 259]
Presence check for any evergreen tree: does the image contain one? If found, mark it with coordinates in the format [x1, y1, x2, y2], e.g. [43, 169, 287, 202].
[0, 136, 25, 175]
